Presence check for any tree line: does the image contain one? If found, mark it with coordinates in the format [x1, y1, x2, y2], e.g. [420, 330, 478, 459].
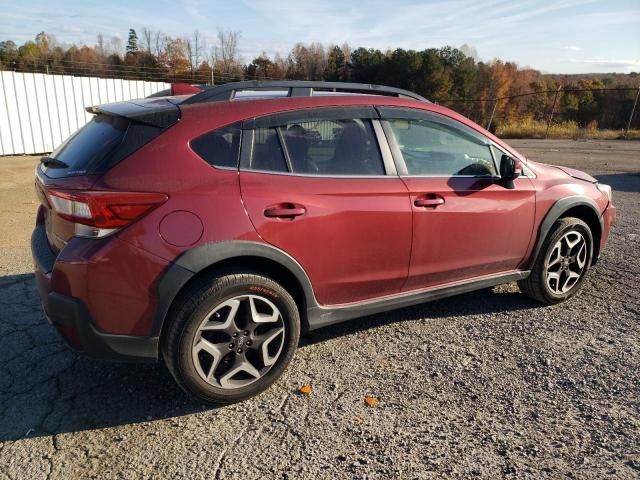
[0, 30, 638, 130]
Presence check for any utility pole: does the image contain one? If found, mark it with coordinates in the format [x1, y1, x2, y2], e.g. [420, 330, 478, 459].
[545, 86, 562, 139]
[625, 86, 640, 136]
[486, 99, 498, 131]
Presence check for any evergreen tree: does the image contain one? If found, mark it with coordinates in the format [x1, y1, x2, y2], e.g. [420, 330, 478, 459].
[126, 29, 138, 56]
[325, 46, 346, 81]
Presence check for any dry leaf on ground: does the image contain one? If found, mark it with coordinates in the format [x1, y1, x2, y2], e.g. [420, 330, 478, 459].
[298, 384, 312, 395]
[364, 396, 379, 407]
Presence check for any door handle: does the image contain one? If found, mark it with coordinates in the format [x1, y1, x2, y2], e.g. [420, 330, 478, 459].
[264, 206, 306, 218]
[414, 196, 445, 208]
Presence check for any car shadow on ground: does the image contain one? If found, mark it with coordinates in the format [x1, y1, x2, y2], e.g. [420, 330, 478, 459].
[0, 273, 539, 442]
[595, 173, 640, 193]
[300, 287, 539, 347]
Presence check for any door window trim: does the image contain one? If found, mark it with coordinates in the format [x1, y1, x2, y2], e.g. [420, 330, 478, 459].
[491, 143, 536, 179]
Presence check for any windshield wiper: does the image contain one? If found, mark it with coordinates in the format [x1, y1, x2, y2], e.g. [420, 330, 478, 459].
[40, 156, 69, 169]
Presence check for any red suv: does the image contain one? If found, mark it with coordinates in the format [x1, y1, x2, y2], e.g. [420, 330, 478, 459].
[32, 81, 616, 403]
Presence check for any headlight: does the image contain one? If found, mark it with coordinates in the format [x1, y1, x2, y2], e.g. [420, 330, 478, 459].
[597, 183, 612, 203]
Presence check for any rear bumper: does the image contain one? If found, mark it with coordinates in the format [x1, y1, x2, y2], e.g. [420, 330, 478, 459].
[46, 292, 158, 362]
[31, 224, 158, 362]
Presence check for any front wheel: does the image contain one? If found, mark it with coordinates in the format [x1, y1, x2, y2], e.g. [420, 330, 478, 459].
[518, 217, 593, 304]
[162, 271, 300, 404]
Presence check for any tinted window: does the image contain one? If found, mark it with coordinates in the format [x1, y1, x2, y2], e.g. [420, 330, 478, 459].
[46, 114, 128, 177]
[191, 124, 241, 168]
[387, 118, 497, 177]
[250, 127, 288, 172]
[282, 119, 384, 175]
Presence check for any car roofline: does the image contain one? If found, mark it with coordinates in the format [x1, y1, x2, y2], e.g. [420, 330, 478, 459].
[181, 80, 430, 105]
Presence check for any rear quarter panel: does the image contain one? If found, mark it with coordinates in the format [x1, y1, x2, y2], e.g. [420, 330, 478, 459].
[97, 117, 262, 262]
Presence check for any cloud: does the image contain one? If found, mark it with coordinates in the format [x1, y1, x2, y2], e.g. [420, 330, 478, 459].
[179, 0, 207, 21]
[62, 25, 83, 33]
[563, 46, 581, 51]
[568, 57, 640, 72]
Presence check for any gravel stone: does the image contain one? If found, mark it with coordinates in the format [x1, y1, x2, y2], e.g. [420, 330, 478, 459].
[0, 139, 638, 479]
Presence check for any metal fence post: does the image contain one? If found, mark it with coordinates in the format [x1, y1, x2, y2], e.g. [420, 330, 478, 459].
[625, 86, 640, 136]
[486, 99, 498, 131]
[545, 86, 562, 139]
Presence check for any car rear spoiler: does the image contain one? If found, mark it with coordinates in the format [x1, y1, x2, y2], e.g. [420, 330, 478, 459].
[85, 97, 180, 129]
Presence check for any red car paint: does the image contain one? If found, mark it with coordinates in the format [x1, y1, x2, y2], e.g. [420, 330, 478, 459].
[32, 90, 616, 353]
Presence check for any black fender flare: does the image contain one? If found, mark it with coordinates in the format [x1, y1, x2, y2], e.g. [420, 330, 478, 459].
[526, 195, 603, 269]
[151, 241, 318, 336]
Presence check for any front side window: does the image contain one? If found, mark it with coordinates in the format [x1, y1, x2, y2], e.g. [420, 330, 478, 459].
[387, 118, 497, 177]
[247, 118, 385, 176]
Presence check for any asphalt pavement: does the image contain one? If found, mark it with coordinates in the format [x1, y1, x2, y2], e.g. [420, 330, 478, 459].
[0, 139, 638, 479]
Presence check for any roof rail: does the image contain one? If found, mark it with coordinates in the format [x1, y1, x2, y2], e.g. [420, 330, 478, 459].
[180, 80, 430, 105]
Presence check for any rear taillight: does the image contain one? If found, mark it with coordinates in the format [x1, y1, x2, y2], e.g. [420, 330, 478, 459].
[47, 189, 168, 238]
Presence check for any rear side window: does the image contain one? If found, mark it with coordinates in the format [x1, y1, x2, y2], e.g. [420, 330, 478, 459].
[246, 118, 384, 176]
[45, 115, 128, 178]
[191, 124, 242, 168]
[250, 127, 288, 172]
[283, 119, 383, 175]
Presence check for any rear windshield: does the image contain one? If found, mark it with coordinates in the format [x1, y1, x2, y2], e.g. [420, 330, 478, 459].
[45, 115, 129, 178]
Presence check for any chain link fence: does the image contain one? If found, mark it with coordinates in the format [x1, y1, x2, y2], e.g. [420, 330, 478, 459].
[1, 61, 639, 154]
[445, 87, 640, 138]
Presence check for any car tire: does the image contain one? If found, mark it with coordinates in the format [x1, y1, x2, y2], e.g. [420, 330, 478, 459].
[162, 270, 300, 404]
[518, 217, 593, 304]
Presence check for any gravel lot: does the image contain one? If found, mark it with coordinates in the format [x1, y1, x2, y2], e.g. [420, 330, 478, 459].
[1, 139, 639, 479]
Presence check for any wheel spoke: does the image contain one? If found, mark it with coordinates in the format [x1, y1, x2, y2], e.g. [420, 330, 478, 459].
[561, 271, 581, 293]
[548, 242, 562, 268]
[564, 232, 582, 250]
[254, 327, 285, 367]
[249, 296, 280, 324]
[218, 358, 262, 389]
[575, 242, 587, 268]
[200, 298, 241, 333]
[192, 338, 226, 381]
[546, 271, 561, 294]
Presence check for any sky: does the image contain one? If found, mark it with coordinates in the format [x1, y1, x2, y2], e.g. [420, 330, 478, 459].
[1, 0, 639, 74]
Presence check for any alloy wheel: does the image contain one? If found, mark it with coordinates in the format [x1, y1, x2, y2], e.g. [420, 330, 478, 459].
[191, 295, 285, 389]
[545, 231, 588, 295]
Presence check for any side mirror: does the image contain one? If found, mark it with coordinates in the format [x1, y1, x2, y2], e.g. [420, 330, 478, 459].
[499, 154, 522, 188]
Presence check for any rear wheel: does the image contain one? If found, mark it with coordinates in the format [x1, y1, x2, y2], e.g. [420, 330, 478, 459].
[162, 271, 300, 404]
[518, 217, 592, 304]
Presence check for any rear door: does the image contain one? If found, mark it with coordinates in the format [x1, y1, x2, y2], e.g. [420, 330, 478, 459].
[239, 107, 412, 306]
[378, 107, 536, 290]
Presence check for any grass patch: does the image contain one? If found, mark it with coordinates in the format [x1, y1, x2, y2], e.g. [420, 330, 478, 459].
[495, 118, 640, 140]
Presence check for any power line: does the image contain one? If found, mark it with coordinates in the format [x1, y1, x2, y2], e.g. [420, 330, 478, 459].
[0, 65, 636, 106]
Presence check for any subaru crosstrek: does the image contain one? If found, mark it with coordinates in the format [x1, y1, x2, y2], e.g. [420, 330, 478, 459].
[31, 81, 616, 403]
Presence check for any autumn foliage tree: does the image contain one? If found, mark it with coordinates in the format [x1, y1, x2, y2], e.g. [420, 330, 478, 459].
[0, 31, 638, 130]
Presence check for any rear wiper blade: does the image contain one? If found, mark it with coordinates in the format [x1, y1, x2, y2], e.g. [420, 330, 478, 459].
[40, 156, 68, 168]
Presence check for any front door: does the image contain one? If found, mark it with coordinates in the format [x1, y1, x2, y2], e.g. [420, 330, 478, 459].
[239, 107, 412, 305]
[379, 107, 536, 291]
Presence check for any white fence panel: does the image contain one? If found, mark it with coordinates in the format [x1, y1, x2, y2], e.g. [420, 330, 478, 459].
[0, 71, 169, 155]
